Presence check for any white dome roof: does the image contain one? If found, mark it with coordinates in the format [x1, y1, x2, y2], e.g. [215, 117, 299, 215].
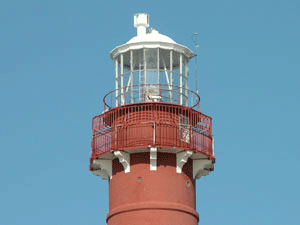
[127, 29, 176, 44]
[110, 14, 193, 60]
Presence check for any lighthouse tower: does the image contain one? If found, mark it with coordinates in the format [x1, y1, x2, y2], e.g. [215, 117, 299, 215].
[90, 13, 215, 225]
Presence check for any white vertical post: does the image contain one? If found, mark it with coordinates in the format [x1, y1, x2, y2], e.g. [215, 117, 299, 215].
[139, 62, 142, 102]
[170, 50, 173, 103]
[120, 54, 124, 105]
[179, 53, 183, 105]
[185, 58, 188, 106]
[150, 147, 157, 171]
[130, 50, 133, 103]
[115, 58, 119, 107]
[157, 48, 160, 84]
[144, 48, 147, 84]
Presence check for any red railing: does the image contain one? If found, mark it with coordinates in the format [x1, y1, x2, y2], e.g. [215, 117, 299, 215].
[91, 103, 213, 159]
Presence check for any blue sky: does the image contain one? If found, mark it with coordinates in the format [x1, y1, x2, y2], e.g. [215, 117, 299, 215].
[0, 0, 299, 224]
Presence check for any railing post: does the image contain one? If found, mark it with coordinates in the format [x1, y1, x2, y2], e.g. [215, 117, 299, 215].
[190, 123, 192, 149]
[179, 53, 183, 105]
[111, 92, 112, 109]
[115, 58, 119, 107]
[124, 87, 126, 105]
[178, 87, 180, 105]
[153, 122, 156, 145]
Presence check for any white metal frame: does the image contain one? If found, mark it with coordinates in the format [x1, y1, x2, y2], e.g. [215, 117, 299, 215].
[113, 46, 191, 106]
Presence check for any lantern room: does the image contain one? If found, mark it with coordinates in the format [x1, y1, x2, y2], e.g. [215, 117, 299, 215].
[108, 13, 197, 108]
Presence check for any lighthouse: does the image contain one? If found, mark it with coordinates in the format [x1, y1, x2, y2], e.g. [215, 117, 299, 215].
[90, 13, 215, 225]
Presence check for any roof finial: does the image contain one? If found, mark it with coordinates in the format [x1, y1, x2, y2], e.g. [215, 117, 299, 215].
[134, 13, 149, 36]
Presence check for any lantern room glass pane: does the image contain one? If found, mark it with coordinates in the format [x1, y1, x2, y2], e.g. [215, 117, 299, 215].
[145, 48, 158, 84]
[145, 49, 157, 70]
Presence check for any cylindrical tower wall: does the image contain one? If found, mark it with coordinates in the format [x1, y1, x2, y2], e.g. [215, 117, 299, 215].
[107, 152, 198, 225]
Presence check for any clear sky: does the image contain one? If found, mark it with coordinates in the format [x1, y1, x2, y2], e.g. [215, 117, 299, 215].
[0, 0, 299, 224]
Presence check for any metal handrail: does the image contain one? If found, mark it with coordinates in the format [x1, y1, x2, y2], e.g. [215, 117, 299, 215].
[91, 103, 213, 159]
[103, 84, 200, 109]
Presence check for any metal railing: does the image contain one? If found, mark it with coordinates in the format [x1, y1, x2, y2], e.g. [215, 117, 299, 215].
[91, 103, 213, 159]
[103, 84, 200, 110]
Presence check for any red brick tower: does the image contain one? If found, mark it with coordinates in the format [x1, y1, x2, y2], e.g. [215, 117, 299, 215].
[90, 13, 215, 225]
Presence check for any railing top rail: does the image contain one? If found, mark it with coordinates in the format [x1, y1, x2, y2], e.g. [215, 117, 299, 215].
[103, 84, 200, 109]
